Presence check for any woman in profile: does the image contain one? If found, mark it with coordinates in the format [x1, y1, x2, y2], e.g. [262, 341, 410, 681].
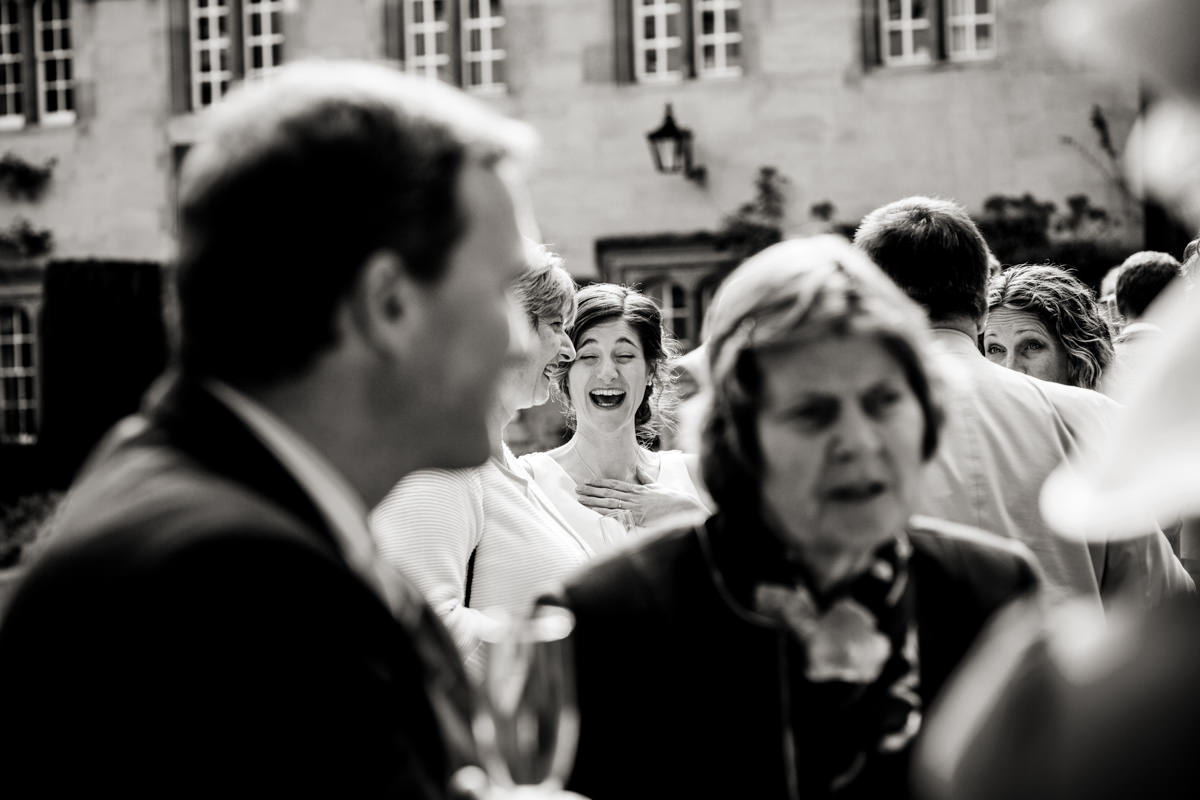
[554, 237, 1040, 800]
[371, 244, 593, 673]
[520, 283, 711, 553]
[983, 263, 1113, 389]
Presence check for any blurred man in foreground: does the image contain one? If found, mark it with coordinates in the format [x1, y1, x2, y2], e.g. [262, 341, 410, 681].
[0, 61, 537, 798]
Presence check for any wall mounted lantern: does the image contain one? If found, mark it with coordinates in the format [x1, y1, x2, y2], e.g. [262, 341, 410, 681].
[646, 104, 706, 185]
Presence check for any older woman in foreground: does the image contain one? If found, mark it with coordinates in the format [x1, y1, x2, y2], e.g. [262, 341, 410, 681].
[984, 263, 1114, 389]
[554, 237, 1040, 800]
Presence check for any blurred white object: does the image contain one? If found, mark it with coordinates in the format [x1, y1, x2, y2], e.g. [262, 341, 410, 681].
[1041, 279, 1200, 538]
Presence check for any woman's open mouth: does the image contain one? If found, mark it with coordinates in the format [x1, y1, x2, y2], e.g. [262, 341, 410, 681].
[825, 481, 887, 502]
[589, 389, 626, 409]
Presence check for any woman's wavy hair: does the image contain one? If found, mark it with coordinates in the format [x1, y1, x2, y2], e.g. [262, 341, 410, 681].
[555, 283, 679, 446]
[703, 236, 943, 518]
[986, 263, 1114, 390]
[512, 241, 577, 328]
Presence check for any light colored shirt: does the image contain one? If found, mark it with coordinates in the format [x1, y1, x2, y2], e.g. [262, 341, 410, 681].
[207, 380, 422, 626]
[918, 328, 1190, 610]
[518, 449, 708, 555]
[1102, 320, 1166, 403]
[371, 445, 594, 672]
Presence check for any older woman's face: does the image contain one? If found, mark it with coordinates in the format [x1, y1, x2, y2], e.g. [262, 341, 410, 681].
[754, 335, 925, 557]
[567, 319, 649, 435]
[501, 299, 575, 413]
[983, 307, 1070, 385]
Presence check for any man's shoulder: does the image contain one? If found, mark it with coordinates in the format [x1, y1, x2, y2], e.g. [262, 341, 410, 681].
[908, 515, 1040, 591]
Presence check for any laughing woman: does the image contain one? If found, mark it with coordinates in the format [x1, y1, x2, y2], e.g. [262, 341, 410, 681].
[520, 283, 712, 553]
[370, 245, 594, 672]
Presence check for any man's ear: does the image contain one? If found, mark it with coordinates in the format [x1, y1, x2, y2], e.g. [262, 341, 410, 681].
[346, 249, 420, 353]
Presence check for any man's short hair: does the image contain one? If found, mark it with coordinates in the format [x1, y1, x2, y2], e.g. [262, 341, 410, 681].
[853, 196, 993, 323]
[175, 60, 535, 388]
[1116, 250, 1181, 319]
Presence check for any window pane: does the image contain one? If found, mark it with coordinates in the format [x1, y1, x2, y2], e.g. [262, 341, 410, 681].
[490, 0, 501, 15]
[415, 35, 425, 56]
[950, 24, 965, 53]
[469, 0, 479, 17]
[948, 0, 967, 15]
[219, 48, 228, 69]
[726, 40, 741, 67]
[665, 10, 679, 37]
[218, 13, 227, 34]
[702, 43, 715, 69]
[251, 45, 263, 69]
[435, 30, 446, 54]
[251, 13, 262, 36]
[701, 10, 714, 35]
[2, 379, 14, 403]
[645, 48, 657, 72]
[271, 43, 282, 65]
[976, 0, 991, 12]
[976, 23, 992, 50]
[888, 30, 903, 57]
[912, 0, 928, 19]
[469, 60, 481, 86]
[63, 86, 72, 110]
[413, 1, 424, 22]
[61, 27, 69, 50]
[19, 344, 32, 367]
[666, 43, 681, 71]
[8, 29, 19, 55]
[1, 344, 13, 367]
[644, 15, 654, 39]
[887, 0, 902, 21]
[469, 28, 481, 51]
[914, 26, 931, 55]
[491, 25, 503, 51]
[201, 82, 212, 106]
[198, 16, 210, 41]
[45, 60, 55, 82]
[200, 49, 211, 71]
[725, 9, 739, 33]
[63, 60, 71, 80]
[433, 0, 445, 20]
[491, 57, 504, 84]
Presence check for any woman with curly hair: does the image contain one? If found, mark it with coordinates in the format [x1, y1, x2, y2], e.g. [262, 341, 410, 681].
[983, 263, 1114, 389]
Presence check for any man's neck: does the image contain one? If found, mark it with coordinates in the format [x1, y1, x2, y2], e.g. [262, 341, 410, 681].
[930, 314, 980, 339]
[242, 373, 419, 509]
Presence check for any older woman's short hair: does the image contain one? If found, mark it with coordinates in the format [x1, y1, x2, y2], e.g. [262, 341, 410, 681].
[513, 241, 577, 327]
[556, 283, 679, 446]
[702, 236, 943, 515]
[987, 264, 1114, 390]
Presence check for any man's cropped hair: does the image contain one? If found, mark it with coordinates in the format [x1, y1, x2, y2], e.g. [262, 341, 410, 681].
[1116, 250, 1181, 320]
[175, 60, 536, 388]
[853, 196, 992, 323]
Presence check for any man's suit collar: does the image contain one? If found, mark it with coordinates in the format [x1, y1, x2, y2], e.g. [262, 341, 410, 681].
[144, 373, 341, 559]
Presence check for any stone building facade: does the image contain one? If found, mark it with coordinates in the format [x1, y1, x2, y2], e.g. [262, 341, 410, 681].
[0, 0, 1141, 450]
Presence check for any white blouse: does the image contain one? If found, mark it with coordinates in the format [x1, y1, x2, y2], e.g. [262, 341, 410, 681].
[518, 449, 710, 555]
[371, 446, 594, 673]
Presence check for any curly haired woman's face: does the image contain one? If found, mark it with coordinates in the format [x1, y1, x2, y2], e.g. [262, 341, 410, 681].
[983, 307, 1071, 385]
[567, 319, 649, 435]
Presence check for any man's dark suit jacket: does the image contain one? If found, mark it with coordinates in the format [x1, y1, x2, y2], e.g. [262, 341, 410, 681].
[555, 513, 1040, 800]
[0, 376, 474, 798]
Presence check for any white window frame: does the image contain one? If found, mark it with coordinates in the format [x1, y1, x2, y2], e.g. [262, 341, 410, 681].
[879, 0, 932, 66]
[945, 0, 995, 61]
[189, 0, 233, 110]
[404, 0, 451, 81]
[634, 0, 683, 84]
[0, 304, 38, 445]
[461, 0, 505, 94]
[34, 0, 73, 125]
[0, 1, 22, 130]
[694, 0, 741, 78]
[242, 0, 285, 81]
